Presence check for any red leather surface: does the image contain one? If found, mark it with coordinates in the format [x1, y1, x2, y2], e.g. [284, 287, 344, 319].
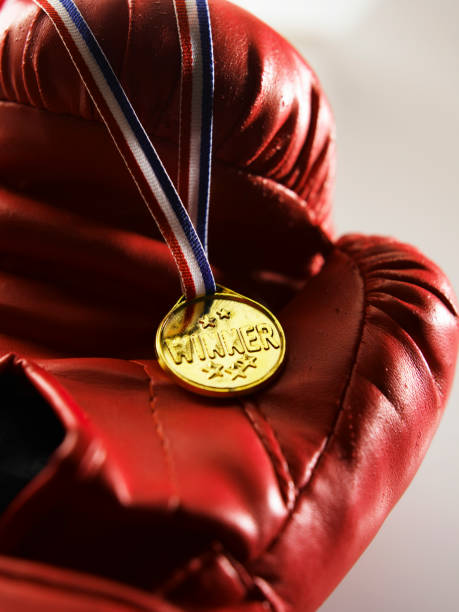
[0, 1, 457, 611]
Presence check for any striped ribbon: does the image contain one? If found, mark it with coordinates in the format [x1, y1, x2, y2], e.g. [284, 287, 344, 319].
[32, 0, 216, 299]
[173, 0, 214, 254]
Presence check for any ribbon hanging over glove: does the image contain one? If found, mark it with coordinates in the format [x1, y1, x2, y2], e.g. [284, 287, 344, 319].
[32, 0, 216, 299]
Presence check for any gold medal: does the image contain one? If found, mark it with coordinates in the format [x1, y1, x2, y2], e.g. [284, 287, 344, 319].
[156, 286, 286, 396]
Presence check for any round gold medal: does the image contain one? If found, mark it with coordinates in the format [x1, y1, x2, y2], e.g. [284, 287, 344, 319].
[156, 286, 286, 396]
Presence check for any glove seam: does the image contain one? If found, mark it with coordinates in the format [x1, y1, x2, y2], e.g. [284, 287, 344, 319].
[249, 246, 367, 563]
[239, 397, 296, 511]
[130, 359, 181, 511]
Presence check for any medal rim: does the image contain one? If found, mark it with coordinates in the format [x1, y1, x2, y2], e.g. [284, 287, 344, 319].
[155, 287, 286, 397]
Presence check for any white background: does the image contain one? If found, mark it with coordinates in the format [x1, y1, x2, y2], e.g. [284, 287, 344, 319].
[231, 1, 459, 610]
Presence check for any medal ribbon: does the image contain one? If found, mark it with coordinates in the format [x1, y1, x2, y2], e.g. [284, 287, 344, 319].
[173, 0, 214, 254]
[32, 0, 216, 299]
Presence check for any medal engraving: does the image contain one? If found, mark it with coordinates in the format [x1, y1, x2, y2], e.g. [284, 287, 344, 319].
[156, 287, 286, 396]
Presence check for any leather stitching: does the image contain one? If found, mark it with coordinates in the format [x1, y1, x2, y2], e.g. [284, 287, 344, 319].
[252, 247, 367, 559]
[130, 360, 180, 510]
[240, 398, 296, 511]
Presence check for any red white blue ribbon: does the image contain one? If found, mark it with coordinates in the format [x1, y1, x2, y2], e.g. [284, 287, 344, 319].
[173, 0, 214, 254]
[32, 0, 216, 299]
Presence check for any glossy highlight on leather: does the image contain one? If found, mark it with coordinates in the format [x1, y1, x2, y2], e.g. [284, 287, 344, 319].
[0, 1, 457, 611]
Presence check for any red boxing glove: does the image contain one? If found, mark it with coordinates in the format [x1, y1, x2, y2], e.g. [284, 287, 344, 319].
[0, 1, 457, 611]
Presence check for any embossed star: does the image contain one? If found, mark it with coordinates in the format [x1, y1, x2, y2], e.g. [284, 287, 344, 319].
[202, 362, 224, 379]
[199, 314, 216, 328]
[225, 359, 248, 381]
[241, 354, 258, 371]
[216, 308, 231, 320]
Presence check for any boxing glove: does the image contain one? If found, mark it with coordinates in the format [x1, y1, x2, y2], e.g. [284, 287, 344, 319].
[0, 1, 457, 611]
